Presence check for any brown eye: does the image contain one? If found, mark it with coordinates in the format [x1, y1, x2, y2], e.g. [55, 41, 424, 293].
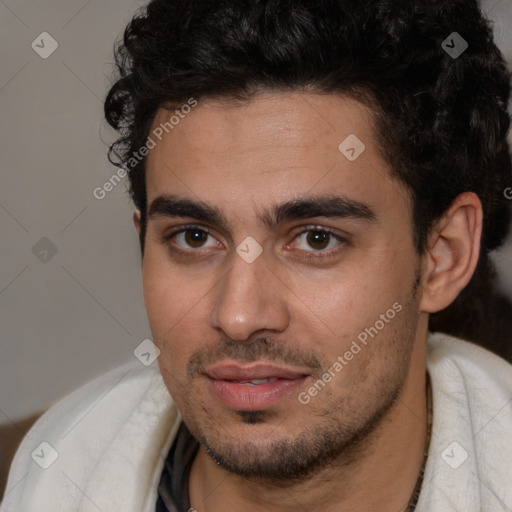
[164, 226, 219, 252]
[289, 226, 348, 260]
[184, 229, 210, 248]
[305, 230, 331, 250]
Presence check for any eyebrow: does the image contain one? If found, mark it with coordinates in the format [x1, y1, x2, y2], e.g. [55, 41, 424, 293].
[148, 193, 378, 230]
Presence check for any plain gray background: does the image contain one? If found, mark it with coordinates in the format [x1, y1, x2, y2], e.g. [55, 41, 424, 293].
[1, 0, 512, 427]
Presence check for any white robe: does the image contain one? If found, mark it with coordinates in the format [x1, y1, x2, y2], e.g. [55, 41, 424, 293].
[1, 332, 512, 511]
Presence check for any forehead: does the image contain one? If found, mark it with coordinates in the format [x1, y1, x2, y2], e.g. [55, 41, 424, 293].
[144, 91, 411, 226]
[148, 91, 375, 167]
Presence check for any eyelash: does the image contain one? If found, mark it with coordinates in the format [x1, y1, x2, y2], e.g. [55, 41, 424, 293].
[161, 224, 347, 260]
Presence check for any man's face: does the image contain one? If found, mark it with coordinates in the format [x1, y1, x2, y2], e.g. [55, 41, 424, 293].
[141, 92, 424, 480]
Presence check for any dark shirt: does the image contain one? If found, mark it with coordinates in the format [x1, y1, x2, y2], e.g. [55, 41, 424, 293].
[155, 422, 200, 512]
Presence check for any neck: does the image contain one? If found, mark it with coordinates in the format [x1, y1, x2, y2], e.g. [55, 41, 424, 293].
[189, 338, 429, 512]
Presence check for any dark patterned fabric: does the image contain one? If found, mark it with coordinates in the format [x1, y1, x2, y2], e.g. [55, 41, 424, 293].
[155, 422, 199, 512]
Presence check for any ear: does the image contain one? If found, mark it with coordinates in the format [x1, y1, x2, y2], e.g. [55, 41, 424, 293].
[420, 192, 483, 313]
[133, 210, 141, 237]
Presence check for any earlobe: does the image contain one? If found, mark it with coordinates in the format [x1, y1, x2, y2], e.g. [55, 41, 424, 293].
[420, 192, 483, 313]
[133, 210, 141, 237]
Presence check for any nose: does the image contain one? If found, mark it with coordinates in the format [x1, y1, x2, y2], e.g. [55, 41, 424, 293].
[209, 249, 290, 342]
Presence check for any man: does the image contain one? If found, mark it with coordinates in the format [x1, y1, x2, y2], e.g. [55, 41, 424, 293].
[2, 0, 512, 510]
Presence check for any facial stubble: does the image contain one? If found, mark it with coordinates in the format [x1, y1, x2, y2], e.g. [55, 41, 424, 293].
[175, 275, 422, 486]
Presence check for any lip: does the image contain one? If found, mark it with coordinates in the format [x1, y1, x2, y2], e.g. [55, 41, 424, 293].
[205, 361, 309, 411]
[206, 362, 308, 381]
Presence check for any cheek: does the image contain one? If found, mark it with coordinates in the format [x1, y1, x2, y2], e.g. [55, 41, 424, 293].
[142, 266, 190, 363]
[291, 252, 415, 361]
[141, 256, 214, 362]
[142, 250, 192, 327]
[293, 265, 396, 331]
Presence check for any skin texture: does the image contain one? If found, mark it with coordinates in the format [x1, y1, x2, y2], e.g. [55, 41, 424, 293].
[134, 91, 482, 512]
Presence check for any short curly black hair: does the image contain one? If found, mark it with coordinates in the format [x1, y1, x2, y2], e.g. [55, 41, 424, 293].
[104, 0, 512, 346]
[105, 0, 511, 261]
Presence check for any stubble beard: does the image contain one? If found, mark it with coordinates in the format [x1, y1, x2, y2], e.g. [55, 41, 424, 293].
[179, 278, 422, 486]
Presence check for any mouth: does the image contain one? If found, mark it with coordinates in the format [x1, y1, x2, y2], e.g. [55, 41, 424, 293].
[205, 362, 309, 411]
